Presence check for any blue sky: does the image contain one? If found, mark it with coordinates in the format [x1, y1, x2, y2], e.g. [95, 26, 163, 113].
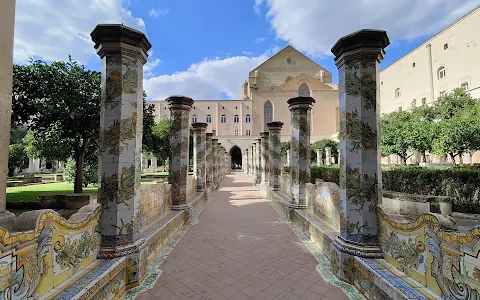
[13, 0, 479, 100]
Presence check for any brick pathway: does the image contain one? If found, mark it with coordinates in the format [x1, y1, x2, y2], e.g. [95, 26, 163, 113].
[137, 172, 349, 300]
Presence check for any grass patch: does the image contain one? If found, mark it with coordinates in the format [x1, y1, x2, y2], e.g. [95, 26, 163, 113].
[7, 181, 153, 202]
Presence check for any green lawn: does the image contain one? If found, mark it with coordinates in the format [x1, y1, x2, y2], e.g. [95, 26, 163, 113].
[7, 181, 152, 202]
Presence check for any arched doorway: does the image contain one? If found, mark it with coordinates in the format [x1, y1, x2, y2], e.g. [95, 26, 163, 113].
[230, 146, 242, 170]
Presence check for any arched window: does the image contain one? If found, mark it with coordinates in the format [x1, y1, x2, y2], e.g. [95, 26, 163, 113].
[395, 88, 401, 98]
[298, 83, 310, 97]
[206, 114, 212, 123]
[438, 66, 446, 79]
[264, 101, 273, 128]
[221, 114, 226, 123]
[234, 115, 239, 123]
[192, 115, 197, 123]
[245, 114, 251, 123]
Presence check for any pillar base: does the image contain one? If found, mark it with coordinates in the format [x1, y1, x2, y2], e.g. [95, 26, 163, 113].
[287, 202, 307, 210]
[0, 210, 15, 231]
[99, 239, 149, 288]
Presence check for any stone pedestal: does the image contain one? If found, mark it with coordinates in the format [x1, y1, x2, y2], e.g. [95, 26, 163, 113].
[316, 149, 323, 166]
[91, 24, 151, 287]
[330, 29, 390, 282]
[260, 132, 269, 190]
[205, 133, 214, 188]
[325, 147, 332, 166]
[192, 123, 207, 192]
[255, 138, 261, 185]
[267, 122, 283, 191]
[167, 96, 194, 205]
[288, 96, 315, 208]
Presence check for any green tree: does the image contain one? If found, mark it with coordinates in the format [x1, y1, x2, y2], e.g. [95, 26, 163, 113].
[432, 89, 480, 164]
[381, 110, 414, 165]
[310, 139, 339, 164]
[281, 141, 290, 157]
[150, 118, 171, 165]
[8, 143, 28, 177]
[409, 106, 437, 162]
[142, 92, 156, 153]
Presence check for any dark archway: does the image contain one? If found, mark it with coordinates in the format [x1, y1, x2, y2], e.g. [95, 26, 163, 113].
[230, 146, 242, 170]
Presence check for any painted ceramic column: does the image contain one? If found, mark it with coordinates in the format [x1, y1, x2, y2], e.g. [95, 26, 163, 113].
[251, 143, 257, 184]
[316, 149, 322, 166]
[217, 143, 222, 182]
[91, 24, 151, 286]
[246, 148, 250, 175]
[325, 147, 332, 166]
[267, 121, 283, 191]
[0, 0, 16, 229]
[212, 139, 219, 186]
[205, 133, 214, 188]
[260, 132, 269, 187]
[255, 138, 261, 185]
[192, 122, 207, 192]
[330, 29, 389, 282]
[167, 96, 194, 205]
[286, 151, 290, 166]
[288, 96, 315, 208]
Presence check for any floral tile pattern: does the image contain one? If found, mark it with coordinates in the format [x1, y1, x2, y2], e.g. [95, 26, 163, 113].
[267, 122, 283, 191]
[260, 132, 270, 186]
[206, 133, 214, 188]
[192, 123, 207, 192]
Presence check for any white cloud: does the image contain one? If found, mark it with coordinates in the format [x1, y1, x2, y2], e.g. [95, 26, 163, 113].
[254, 0, 265, 16]
[144, 45, 280, 100]
[144, 50, 162, 78]
[254, 37, 266, 43]
[149, 7, 170, 18]
[258, 0, 479, 56]
[14, 0, 146, 63]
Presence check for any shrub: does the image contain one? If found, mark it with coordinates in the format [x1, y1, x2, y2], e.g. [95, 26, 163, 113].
[309, 165, 480, 214]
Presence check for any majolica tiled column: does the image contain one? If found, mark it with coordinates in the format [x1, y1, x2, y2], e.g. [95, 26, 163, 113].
[212, 138, 218, 187]
[246, 148, 250, 175]
[267, 122, 283, 191]
[206, 133, 214, 188]
[325, 147, 332, 166]
[288, 96, 315, 208]
[330, 29, 390, 282]
[92, 24, 151, 286]
[286, 151, 290, 166]
[260, 132, 269, 189]
[192, 123, 207, 192]
[255, 138, 261, 185]
[316, 149, 322, 166]
[251, 143, 257, 184]
[167, 96, 194, 205]
[217, 143, 223, 181]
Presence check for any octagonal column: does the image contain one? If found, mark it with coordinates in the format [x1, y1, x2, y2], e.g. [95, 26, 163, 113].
[245, 148, 250, 175]
[330, 29, 389, 282]
[167, 96, 194, 206]
[260, 132, 269, 189]
[251, 143, 257, 184]
[286, 151, 290, 167]
[267, 122, 283, 191]
[0, 0, 16, 229]
[325, 147, 332, 166]
[288, 96, 315, 208]
[211, 139, 218, 187]
[255, 138, 261, 185]
[217, 143, 222, 182]
[192, 123, 207, 192]
[316, 149, 323, 166]
[205, 133, 214, 188]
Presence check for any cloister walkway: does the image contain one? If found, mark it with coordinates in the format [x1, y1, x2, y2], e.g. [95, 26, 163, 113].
[136, 172, 349, 300]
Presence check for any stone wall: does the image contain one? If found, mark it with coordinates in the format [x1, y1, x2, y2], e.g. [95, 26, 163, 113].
[279, 173, 291, 198]
[139, 183, 171, 233]
[187, 175, 196, 199]
[307, 181, 341, 232]
[0, 204, 101, 299]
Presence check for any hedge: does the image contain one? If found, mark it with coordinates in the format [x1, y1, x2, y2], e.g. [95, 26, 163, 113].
[309, 165, 480, 214]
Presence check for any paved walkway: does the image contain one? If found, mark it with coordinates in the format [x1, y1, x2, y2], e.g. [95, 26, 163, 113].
[137, 172, 349, 300]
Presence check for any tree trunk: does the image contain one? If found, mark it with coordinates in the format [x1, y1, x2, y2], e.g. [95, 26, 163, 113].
[422, 151, 427, 163]
[448, 152, 456, 166]
[74, 137, 89, 193]
[459, 155, 464, 165]
[401, 156, 407, 165]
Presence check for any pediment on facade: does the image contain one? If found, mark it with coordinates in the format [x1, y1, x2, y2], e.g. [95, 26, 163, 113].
[275, 73, 334, 91]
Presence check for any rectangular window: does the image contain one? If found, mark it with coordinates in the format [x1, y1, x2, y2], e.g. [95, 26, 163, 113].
[461, 82, 469, 90]
[234, 129, 239, 136]
[412, 62, 415, 67]
[439, 91, 446, 97]
[246, 129, 251, 136]
[444, 43, 448, 50]
[398, 106, 402, 112]
[234, 115, 239, 123]
[421, 97, 427, 106]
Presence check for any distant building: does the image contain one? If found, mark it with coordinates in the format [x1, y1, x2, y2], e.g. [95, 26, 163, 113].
[150, 45, 340, 164]
[380, 5, 480, 164]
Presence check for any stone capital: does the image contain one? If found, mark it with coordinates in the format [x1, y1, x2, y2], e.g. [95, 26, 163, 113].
[287, 96, 315, 110]
[206, 133, 214, 138]
[331, 29, 390, 66]
[260, 131, 269, 139]
[167, 96, 194, 110]
[91, 24, 151, 61]
[266, 121, 284, 130]
[191, 122, 208, 131]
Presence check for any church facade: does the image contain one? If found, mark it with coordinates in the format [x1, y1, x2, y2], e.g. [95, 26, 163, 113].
[150, 45, 340, 155]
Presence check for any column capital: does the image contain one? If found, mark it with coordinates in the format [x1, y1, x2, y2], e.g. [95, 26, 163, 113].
[266, 121, 284, 130]
[331, 29, 390, 67]
[167, 96, 194, 109]
[287, 96, 315, 110]
[191, 122, 208, 131]
[260, 131, 269, 138]
[91, 24, 151, 61]
[206, 132, 214, 138]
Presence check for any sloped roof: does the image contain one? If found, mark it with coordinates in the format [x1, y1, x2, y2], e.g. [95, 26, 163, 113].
[249, 45, 321, 74]
[275, 73, 334, 91]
